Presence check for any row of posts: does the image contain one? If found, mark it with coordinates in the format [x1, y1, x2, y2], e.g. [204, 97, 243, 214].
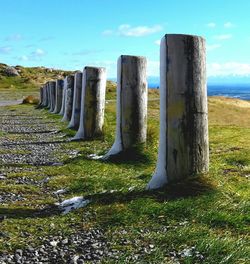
[38, 34, 209, 189]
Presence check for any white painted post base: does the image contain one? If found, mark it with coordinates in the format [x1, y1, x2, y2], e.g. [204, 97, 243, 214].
[147, 34, 209, 190]
[103, 55, 147, 159]
[62, 75, 75, 122]
[72, 67, 106, 140]
[68, 72, 83, 129]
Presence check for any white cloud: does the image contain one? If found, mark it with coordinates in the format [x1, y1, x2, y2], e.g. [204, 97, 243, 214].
[154, 40, 161, 46]
[32, 48, 45, 56]
[207, 22, 216, 28]
[147, 61, 250, 78]
[29, 48, 46, 60]
[207, 62, 250, 77]
[16, 49, 46, 62]
[87, 60, 117, 77]
[0, 46, 12, 54]
[29, 48, 46, 59]
[119, 24, 162, 37]
[207, 44, 221, 51]
[17, 55, 29, 61]
[103, 24, 163, 37]
[224, 22, 235, 28]
[214, 34, 232, 40]
[5, 34, 22, 41]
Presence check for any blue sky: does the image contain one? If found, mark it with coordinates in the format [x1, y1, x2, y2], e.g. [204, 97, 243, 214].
[0, 0, 250, 80]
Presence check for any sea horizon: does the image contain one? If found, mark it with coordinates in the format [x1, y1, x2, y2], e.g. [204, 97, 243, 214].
[147, 83, 250, 101]
[109, 78, 250, 100]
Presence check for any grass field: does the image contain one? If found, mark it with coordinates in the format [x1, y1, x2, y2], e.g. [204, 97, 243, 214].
[0, 75, 249, 263]
[0, 65, 250, 264]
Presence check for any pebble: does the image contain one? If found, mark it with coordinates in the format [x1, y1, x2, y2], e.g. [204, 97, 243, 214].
[0, 228, 121, 263]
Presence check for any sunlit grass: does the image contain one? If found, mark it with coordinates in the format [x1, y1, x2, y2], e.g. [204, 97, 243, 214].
[0, 92, 249, 263]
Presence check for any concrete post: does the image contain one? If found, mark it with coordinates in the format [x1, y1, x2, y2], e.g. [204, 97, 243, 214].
[52, 79, 64, 114]
[49, 81, 56, 112]
[147, 34, 209, 189]
[73, 67, 106, 140]
[103, 55, 147, 159]
[62, 75, 75, 122]
[59, 77, 67, 116]
[68, 71, 83, 129]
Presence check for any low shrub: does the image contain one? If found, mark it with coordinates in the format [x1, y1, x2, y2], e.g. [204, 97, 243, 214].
[22, 95, 39, 104]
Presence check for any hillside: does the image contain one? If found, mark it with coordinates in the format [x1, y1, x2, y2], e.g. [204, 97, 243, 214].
[0, 63, 158, 102]
[0, 63, 120, 103]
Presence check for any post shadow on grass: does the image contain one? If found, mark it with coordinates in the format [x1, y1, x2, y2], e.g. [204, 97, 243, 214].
[0, 206, 61, 219]
[100, 144, 152, 165]
[63, 144, 153, 167]
[87, 176, 215, 204]
[0, 175, 215, 220]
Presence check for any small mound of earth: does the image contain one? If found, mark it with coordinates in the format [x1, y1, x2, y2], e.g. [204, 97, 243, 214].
[22, 95, 39, 105]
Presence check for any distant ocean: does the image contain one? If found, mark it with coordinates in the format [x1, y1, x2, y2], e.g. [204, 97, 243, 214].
[148, 83, 250, 101]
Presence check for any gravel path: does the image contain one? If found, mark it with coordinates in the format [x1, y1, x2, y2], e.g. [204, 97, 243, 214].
[0, 106, 125, 264]
[0, 108, 67, 207]
[0, 100, 23, 107]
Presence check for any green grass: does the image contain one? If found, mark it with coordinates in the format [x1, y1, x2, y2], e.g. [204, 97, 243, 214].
[0, 81, 249, 263]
